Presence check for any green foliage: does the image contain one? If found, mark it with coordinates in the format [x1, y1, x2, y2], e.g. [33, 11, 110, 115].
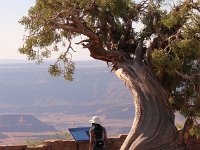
[168, 24, 200, 118]
[190, 124, 200, 139]
[25, 138, 43, 148]
[25, 130, 73, 148]
[48, 64, 62, 77]
[149, 0, 200, 119]
[151, 48, 182, 75]
[52, 130, 73, 140]
[161, 2, 189, 29]
[48, 61, 75, 81]
[97, 0, 132, 16]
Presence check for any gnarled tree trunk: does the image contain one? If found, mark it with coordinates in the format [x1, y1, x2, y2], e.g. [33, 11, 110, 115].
[114, 59, 181, 150]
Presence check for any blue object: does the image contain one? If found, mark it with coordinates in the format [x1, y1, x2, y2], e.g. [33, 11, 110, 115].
[68, 127, 91, 141]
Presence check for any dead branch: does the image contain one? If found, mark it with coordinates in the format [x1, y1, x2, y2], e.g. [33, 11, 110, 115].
[75, 39, 90, 45]
[118, 16, 132, 50]
[135, 40, 143, 61]
[174, 69, 198, 94]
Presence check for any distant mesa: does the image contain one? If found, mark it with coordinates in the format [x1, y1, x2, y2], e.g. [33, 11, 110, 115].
[0, 133, 9, 139]
[0, 114, 57, 132]
[0, 61, 134, 136]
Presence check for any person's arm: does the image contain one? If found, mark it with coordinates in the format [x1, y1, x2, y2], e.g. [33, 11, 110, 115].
[89, 129, 94, 150]
[104, 127, 108, 146]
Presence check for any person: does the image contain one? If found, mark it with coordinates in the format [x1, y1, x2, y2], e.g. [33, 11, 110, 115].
[89, 116, 107, 150]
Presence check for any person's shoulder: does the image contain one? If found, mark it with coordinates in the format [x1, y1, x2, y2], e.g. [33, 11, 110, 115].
[102, 126, 106, 131]
[90, 127, 94, 132]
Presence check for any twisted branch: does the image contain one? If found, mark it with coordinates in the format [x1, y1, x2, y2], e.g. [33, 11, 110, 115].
[49, 7, 124, 63]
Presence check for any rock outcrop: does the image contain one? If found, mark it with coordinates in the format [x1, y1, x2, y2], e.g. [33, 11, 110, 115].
[0, 114, 57, 132]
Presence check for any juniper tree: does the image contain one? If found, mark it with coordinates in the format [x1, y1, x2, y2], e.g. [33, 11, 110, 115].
[19, 0, 200, 149]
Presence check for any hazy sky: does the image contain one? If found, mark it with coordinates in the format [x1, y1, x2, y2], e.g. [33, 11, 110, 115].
[0, 0, 34, 60]
[0, 0, 91, 61]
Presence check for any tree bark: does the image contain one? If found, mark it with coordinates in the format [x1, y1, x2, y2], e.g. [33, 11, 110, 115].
[114, 59, 182, 150]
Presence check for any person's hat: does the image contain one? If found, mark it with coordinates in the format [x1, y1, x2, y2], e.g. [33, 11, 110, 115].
[89, 116, 103, 125]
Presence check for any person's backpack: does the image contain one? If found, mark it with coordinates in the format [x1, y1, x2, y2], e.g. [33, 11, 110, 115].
[93, 124, 104, 148]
